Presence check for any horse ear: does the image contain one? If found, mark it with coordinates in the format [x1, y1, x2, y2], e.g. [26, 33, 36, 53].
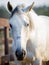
[22, 2, 34, 12]
[7, 1, 13, 12]
[28, 2, 34, 11]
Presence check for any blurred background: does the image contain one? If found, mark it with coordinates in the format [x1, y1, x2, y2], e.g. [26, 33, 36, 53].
[0, 0, 49, 19]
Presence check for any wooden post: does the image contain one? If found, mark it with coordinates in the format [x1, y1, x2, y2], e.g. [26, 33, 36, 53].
[4, 27, 9, 54]
[4, 27, 9, 65]
[0, 18, 9, 65]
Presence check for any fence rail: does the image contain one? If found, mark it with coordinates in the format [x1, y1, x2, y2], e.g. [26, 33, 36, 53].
[0, 18, 13, 65]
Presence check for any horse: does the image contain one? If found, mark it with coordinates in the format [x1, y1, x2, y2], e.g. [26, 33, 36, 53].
[7, 2, 34, 65]
[7, 2, 49, 65]
[23, 5, 49, 65]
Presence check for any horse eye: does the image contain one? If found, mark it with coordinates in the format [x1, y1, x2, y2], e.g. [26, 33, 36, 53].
[25, 23, 29, 27]
[10, 24, 12, 28]
[27, 23, 29, 26]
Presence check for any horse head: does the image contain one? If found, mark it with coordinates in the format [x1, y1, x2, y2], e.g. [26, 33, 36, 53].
[7, 1, 34, 61]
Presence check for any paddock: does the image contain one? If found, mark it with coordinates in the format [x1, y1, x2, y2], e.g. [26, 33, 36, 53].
[0, 18, 49, 65]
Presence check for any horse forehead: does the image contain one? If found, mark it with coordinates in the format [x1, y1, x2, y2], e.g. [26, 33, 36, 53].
[21, 13, 29, 22]
[9, 14, 25, 28]
[9, 12, 29, 28]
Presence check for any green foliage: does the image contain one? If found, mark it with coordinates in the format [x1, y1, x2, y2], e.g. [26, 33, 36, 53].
[0, 6, 49, 19]
[33, 6, 49, 16]
[0, 6, 10, 19]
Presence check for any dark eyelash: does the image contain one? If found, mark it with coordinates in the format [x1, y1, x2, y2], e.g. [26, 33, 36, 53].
[27, 24, 29, 26]
[25, 23, 29, 27]
[10, 24, 12, 28]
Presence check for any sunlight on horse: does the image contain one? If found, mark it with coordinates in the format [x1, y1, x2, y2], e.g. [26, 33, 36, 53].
[7, 1, 49, 65]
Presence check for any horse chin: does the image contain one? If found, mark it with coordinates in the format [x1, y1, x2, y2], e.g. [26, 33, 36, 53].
[17, 54, 26, 61]
[24, 52, 35, 62]
[15, 50, 27, 61]
[17, 57, 24, 61]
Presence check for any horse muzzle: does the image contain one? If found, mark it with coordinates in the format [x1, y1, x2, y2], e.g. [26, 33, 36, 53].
[15, 49, 26, 61]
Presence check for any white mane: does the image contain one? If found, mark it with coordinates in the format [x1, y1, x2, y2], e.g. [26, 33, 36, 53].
[27, 9, 49, 61]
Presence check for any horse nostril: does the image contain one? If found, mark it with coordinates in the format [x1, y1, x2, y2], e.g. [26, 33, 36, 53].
[15, 49, 26, 61]
[16, 50, 22, 57]
[22, 49, 26, 56]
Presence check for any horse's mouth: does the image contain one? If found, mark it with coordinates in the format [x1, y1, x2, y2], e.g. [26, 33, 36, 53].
[17, 57, 24, 61]
[17, 57, 34, 64]
[16, 55, 25, 61]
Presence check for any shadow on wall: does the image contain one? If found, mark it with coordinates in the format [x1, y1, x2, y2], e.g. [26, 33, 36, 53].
[0, 6, 10, 19]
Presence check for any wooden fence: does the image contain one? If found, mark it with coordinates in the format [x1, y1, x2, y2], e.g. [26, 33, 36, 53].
[0, 18, 13, 65]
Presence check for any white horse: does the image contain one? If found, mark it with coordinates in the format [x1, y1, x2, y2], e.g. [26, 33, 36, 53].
[23, 4, 49, 64]
[7, 2, 34, 65]
[7, 2, 49, 65]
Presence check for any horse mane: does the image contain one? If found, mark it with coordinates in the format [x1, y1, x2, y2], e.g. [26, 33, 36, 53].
[27, 9, 38, 31]
[27, 12, 34, 31]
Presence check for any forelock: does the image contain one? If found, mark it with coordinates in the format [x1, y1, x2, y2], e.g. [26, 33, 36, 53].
[10, 6, 20, 18]
[27, 13, 34, 31]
